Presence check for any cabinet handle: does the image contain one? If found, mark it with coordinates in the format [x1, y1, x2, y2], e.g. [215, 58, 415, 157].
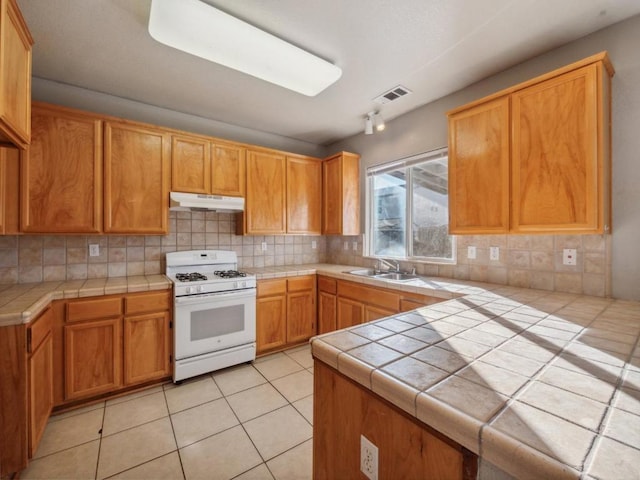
[26, 329, 32, 354]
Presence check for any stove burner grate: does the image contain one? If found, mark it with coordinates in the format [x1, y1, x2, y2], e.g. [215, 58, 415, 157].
[175, 272, 208, 282]
[214, 270, 248, 279]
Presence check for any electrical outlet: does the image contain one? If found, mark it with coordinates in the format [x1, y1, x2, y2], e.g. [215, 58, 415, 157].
[360, 435, 378, 480]
[490, 246, 500, 261]
[261, 242, 267, 251]
[311, 240, 317, 249]
[352, 241, 358, 251]
[563, 248, 577, 266]
[344, 241, 349, 250]
[89, 244, 100, 257]
[467, 246, 476, 260]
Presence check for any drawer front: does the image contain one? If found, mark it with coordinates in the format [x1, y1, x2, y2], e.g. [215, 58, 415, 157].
[29, 306, 53, 353]
[67, 296, 122, 323]
[338, 281, 399, 311]
[317, 276, 337, 294]
[125, 290, 171, 315]
[258, 279, 287, 297]
[287, 275, 315, 292]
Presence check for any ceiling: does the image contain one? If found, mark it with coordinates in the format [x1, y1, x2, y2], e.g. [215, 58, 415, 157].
[18, 0, 640, 146]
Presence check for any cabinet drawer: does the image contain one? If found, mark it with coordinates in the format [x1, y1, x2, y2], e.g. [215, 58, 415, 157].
[338, 281, 399, 311]
[317, 276, 337, 294]
[258, 279, 286, 297]
[66, 297, 122, 323]
[28, 307, 53, 353]
[125, 291, 171, 315]
[287, 276, 314, 292]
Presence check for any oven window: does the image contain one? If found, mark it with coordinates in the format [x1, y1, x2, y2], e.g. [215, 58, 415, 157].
[191, 305, 246, 341]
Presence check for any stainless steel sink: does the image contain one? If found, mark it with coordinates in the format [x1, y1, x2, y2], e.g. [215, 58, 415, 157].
[345, 269, 381, 277]
[375, 272, 420, 281]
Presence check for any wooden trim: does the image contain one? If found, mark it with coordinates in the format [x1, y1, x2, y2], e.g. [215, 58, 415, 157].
[124, 290, 171, 315]
[66, 296, 122, 323]
[257, 278, 287, 297]
[317, 275, 337, 294]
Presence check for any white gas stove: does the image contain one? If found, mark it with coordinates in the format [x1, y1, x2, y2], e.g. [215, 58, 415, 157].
[166, 250, 257, 382]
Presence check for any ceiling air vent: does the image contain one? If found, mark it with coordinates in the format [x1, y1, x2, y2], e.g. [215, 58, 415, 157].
[373, 85, 412, 104]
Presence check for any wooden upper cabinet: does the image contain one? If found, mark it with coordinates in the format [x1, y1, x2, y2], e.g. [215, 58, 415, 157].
[243, 149, 286, 234]
[104, 121, 171, 234]
[511, 64, 608, 233]
[287, 155, 321, 234]
[0, 146, 20, 234]
[448, 97, 510, 234]
[211, 143, 245, 197]
[22, 104, 103, 233]
[448, 52, 613, 235]
[322, 151, 360, 235]
[0, 0, 33, 149]
[171, 134, 211, 194]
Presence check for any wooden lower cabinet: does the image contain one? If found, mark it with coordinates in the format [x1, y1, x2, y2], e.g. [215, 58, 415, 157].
[257, 276, 317, 354]
[123, 311, 171, 385]
[365, 304, 396, 322]
[314, 361, 477, 479]
[318, 291, 337, 334]
[337, 297, 364, 329]
[28, 330, 53, 457]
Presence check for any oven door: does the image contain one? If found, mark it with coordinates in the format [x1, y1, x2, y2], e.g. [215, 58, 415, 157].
[174, 288, 256, 361]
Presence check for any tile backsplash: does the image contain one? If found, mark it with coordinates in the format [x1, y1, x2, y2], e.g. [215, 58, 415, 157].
[0, 211, 327, 284]
[327, 233, 611, 297]
[0, 211, 612, 298]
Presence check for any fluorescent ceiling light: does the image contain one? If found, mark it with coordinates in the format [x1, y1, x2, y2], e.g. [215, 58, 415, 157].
[148, 0, 342, 96]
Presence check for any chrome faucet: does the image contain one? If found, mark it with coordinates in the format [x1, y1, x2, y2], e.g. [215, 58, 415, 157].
[377, 258, 400, 272]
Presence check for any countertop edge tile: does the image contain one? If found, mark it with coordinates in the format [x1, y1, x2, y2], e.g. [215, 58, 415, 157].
[371, 369, 419, 417]
[337, 352, 374, 389]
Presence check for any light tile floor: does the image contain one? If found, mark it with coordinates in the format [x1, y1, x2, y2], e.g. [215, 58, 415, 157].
[23, 345, 314, 480]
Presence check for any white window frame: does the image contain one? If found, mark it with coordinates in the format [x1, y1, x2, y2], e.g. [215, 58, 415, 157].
[364, 147, 456, 264]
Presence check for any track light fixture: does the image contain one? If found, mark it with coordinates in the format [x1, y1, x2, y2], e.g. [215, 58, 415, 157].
[364, 111, 385, 135]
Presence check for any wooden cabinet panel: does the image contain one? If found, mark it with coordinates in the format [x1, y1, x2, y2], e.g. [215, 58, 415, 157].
[318, 291, 337, 335]
[171, 134, 210, 194]
[256, 294, 287, 354]
[257, 278, 286, 297]
[337, 280, 399, 311]
[0, 146, 19, 234]
[243, 150, 286, 234]
[448, 97, 510, 234]
[64, 318, 122, 400]
[28, 331, 52, 458]
[314, 362, 472, 480]
[287, 289, 315, 344]
[211, 144, 245, 197]
[104, 121, 170, 234]
[0, 0, 32, 148]
[287, 156, 321, 234]
[22, 104, 103, 233]
[123, 311, 171, 385]
[322, 152, 360, 235]
[511, 64, 604, 233]
[337, 297, 364, 329]
[318, 276, 337, 295]
[365, 304, 396, 322]
[124, 291, 171, 315]
[66, 296, 122, 323]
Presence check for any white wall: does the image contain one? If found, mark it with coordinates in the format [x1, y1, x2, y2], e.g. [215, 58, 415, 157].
[328, 14, 640, 301]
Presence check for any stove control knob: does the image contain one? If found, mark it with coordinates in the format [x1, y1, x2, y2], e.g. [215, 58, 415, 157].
[197, 285, 203, 293]
[233, 281, 238, 289]
[241, 281, 247, 288]
[185, 286, 192, 294]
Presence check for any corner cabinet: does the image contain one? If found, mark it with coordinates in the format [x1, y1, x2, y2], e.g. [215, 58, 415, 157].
[104, 121, 171, 234]
[322, 151, 360, 235]
[0, 146, 20, 234]
[0, 0, 33, 149]
[448, 52, 613, 235]
[22, 103, 103, 233]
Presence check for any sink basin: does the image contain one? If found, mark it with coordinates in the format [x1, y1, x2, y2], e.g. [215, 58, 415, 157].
[345, 269, 380, 277]
[375, 272, 420, 281]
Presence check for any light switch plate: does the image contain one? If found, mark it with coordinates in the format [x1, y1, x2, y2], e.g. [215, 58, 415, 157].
[490, 246, 500, 261]
[467, 246, 476, 260]
[352, 241, 358, 251]
[563, 248, 577, 266]
[89, 244, 100, 257]
[261, 242, 267, 251]
[311, 240, 317, 249]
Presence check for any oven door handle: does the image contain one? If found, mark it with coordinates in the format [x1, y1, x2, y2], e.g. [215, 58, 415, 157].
[175, 288, 256, 305]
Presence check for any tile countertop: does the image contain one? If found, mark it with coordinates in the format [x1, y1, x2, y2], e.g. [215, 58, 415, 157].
[295, 264, 640, 480]
[0, 275, 172, 327]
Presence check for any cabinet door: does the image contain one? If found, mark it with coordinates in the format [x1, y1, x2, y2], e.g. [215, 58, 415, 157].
[448, 96, 510, 234]
[104, 121, 170, 234]
[322, 155, 342, 235]
[123, 311, 171, 385]
[64, 318, 122, 400]
[322, 152, 360, 235]
[287, 156, 321, 234]
[171, 134, 210, 194]
[22, 104, 103, 233]
[318, 291, 337, 335]
[0, 146, 20, 234]
[337, 297, 364, 330]
[511, 64, 601, 233]
[364, 305, 396, 322]
[0, 0, 32, 148]
[256, 294, 287, 354]
[245, 150, 286, 234]
[287, 289, 316, 343]
[211, 144, 245, 197]
[28, 332, 52, 458]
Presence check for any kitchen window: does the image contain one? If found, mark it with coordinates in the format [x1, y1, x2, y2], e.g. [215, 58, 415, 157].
[366, 147, 455, 263]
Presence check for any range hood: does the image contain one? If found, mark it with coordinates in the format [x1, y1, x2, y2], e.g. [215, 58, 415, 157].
[169, 192, 244, 212]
